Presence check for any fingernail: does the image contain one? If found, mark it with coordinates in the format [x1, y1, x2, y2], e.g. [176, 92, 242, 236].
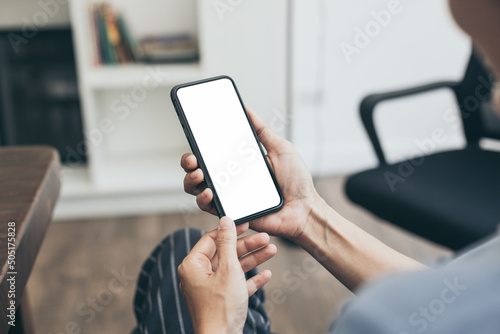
[219, 217, 233, 230]
[191, 170, 197, 179]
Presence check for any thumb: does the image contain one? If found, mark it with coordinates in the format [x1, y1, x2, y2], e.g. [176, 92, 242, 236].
[247, 108, 283, 153]
[216, 217, 238, 265]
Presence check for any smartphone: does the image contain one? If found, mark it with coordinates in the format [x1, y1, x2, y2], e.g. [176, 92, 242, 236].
[171, 76, 283, 224]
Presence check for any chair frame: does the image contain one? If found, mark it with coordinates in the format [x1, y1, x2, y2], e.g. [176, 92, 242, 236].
[360, 51, 495, 166]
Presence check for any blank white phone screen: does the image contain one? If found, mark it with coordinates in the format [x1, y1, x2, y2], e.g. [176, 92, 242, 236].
[177, 78, 281, 221]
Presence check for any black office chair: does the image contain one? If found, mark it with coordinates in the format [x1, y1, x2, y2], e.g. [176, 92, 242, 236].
[345, 51, 500, 251]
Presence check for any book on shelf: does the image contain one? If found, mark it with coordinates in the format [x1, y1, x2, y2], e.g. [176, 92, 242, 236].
[89, 3, 199, 66]
[116, 14, 143, 62]
[139, 34, 199, 63]
[89, 3, 101, 65]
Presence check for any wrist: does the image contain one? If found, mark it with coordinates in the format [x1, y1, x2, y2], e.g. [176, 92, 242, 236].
[296, 194, 334, 249]
[297, 194, 352, 262]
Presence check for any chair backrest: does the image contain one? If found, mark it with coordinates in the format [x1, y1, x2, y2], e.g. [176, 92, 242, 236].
[456, 51, 500, 146]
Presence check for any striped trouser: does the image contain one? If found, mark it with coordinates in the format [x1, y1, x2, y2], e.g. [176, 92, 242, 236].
[132, 228, 272, 334]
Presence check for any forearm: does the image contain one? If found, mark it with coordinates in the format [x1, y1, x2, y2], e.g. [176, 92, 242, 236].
[297, 196, 427, 291]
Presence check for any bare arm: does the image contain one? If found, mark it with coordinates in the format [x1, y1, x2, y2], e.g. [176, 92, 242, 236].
[299, 196, 427, 291]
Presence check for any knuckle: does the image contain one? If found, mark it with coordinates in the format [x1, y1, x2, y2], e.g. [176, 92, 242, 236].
[197, 168, 204, 178]
[183, 178, 191, 193]
[177, 261, 187, 277]
[217, 232, 234, 243]
[200, 233, 213, 243]
[181, 154, 188, 166]
[197, 194, 208, 207]
[196, 194, 203, 205]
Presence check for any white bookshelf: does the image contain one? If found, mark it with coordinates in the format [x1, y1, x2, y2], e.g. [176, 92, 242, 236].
[85, 63, 202, 88]
[57, 0, 289, 219]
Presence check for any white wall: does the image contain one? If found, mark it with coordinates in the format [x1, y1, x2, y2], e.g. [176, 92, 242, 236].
[0, 0, 70, 28]
[292, 0, 471, 175]
[197, 0, 289, 138]
[105, 0, 198, 38]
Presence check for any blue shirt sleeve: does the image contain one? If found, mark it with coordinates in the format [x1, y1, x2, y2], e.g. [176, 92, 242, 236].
[332, 235, 500, 334]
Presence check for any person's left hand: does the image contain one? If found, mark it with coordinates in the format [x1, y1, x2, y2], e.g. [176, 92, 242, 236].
[178, 218, 276, 334]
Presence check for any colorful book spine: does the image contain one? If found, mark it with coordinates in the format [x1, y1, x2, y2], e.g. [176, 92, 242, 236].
[104, 4, 126, 64]
[116, 14, 142, 62]
[89, 4, 102, 65]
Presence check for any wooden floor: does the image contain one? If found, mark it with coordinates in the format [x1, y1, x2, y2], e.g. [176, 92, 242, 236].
[26, 176, 451, 334]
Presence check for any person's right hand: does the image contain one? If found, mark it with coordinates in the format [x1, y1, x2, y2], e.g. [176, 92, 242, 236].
[181, 109, 325, 243]
[178, 217, 274, 334]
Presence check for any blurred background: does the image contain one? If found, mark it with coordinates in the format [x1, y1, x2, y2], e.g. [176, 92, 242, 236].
[1, 0, 492, 333]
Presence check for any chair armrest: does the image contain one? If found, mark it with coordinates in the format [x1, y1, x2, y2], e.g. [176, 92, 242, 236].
[360, 81, 459, 165]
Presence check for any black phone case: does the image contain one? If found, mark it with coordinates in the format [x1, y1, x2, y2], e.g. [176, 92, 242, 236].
[170, 75, 284, 224]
